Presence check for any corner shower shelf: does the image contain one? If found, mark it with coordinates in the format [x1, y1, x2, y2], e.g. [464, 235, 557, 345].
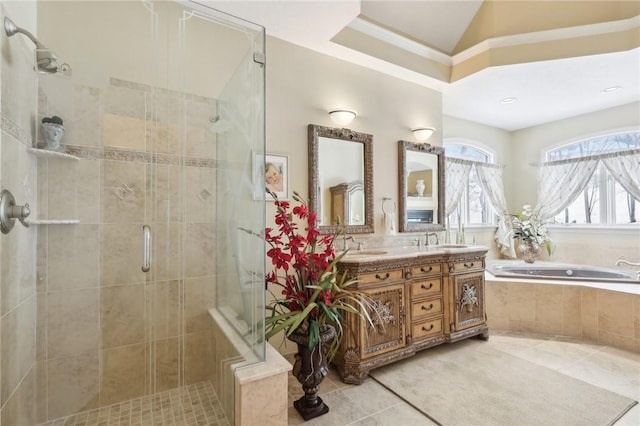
[28, 148, 80, 161]
[25, 219, 80, 226]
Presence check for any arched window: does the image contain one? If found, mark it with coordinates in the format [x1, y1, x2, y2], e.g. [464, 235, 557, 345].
[544, 130, 639, 224]
[444, 141, 496, 226]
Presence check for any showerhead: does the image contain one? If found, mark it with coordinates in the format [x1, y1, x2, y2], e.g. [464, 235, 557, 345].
[4, 17, 71, 75]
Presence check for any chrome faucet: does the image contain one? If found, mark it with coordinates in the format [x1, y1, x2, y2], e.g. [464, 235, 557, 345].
[616, 258, 640, 279]
[425, 232, 439, 246]
[616, 258, 640, 267]
[342, 235, 355, 251]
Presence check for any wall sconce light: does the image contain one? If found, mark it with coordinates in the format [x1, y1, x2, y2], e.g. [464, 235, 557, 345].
[329, 109, 357, 126]
[412, 127, 435, 142]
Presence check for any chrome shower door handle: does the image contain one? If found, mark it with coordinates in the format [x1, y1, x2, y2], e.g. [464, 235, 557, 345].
[142, 225, 151, 272]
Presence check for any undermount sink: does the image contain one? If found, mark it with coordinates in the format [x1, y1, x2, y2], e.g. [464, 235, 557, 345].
[429, 244, 468, 249]
[346, 250, 389, 256]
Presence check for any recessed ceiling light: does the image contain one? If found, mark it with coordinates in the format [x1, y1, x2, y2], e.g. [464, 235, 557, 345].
[500, 97, 517, 104]
[601, 86, 622, 93]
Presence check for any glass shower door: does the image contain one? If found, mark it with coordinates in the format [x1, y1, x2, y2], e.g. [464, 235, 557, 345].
[0, 1, 264, 423]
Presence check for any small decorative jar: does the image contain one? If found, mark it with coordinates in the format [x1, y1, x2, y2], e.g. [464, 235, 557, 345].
[415, 179, 425, 197]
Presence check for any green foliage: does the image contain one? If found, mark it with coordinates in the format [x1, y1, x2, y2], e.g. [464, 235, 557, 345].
[41, 116, 63, 125]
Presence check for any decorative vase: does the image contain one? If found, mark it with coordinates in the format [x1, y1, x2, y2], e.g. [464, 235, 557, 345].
[41, 122, 65, 151]
[287, 323, 336, 421]
[519, 241, 540, 263]
[416, 179, 425, 197]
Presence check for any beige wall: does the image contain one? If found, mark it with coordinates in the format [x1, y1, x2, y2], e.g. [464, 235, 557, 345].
[265, 32, 639, 270]
[265, 36, 443, 235]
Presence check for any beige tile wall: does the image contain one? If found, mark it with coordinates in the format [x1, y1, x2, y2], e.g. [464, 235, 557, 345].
[485, 280, 640, 353]
[35, 77, 220, 421]
[1, 5, 40, 425]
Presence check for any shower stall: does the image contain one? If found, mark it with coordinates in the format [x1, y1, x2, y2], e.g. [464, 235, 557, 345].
[0, 1, 266, 424]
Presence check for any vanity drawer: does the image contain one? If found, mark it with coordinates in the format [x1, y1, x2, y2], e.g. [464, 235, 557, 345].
[409, 263, 442, 278]
[412, 317, 443, 340]
[357, 269, 404, 285]
[411, 278, 442, 298]
[451, 259, 484, 273]
[411, 297, 442, 318]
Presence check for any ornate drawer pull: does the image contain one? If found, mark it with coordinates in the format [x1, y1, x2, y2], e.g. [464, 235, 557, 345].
[420, 283, 433, 290]
[464, 262, 475, 268]
[422, 324, 434, 332]
[375, 272, 390, 281]
[420, 266, 433, 273]
[421, 303, 434, 311]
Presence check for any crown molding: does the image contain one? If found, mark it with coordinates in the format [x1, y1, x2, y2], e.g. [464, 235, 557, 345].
[347, 14, 640, 69]
[453, 14, 640, 65]
[347, 17, 452, 66]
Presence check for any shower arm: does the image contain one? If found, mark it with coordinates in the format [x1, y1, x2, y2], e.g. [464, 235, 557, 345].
[4, 17, 46, 49]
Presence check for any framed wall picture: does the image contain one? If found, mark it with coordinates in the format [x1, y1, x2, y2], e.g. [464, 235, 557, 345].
[254, 152, 289, 200]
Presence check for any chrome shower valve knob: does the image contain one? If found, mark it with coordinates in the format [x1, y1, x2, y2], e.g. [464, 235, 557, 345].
[0, 189, 31, 234]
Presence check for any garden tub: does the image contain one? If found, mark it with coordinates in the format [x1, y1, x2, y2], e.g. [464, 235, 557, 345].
[484, 261, 640, 353]
[486, 261, 639, 284]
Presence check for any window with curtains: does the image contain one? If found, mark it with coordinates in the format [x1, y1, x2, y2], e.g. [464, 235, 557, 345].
[544, 131, 640, 225]
[444, 142, 496, 226]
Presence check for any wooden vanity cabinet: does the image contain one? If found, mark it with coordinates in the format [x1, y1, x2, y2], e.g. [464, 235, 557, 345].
[335, 249, 488, 384]
[444, 253, 489, 342]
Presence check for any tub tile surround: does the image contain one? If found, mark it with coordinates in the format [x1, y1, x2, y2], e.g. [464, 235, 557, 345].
[486, 278, 640, 353]
[31, 75, 223, 421]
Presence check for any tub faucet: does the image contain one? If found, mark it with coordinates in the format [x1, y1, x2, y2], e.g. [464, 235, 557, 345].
[425, 232, 439, 246]
[616, 258, 640, 279]
[616, 258, 640, 267]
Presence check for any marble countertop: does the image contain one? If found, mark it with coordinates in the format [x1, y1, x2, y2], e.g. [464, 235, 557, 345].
[337, 244, 489, 263]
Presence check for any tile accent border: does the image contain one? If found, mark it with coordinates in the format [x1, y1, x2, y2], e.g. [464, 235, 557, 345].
[36, 144, 224, 169]
[1, 113, 33, 146]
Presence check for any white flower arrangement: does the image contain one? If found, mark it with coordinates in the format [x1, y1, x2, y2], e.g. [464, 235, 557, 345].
[509, 204, 552, 255]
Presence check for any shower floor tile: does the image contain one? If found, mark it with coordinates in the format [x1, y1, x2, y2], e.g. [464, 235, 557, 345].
[39, 381, 229, 426]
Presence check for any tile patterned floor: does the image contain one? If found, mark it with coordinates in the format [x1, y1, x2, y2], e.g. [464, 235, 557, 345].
[287, 331, 640, 425]
[39, 332, 640, 426]
[39, 381, 229, 426]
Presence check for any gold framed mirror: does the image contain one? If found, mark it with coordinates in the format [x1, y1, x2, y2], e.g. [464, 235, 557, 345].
[308, 124, 374, 234]
[398, 140, 445, 233]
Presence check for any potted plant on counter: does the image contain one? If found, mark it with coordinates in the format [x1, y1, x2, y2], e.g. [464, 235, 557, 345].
[509, 204, 552, 263]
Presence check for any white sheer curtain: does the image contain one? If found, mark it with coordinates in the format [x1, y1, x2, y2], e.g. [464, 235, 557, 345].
[445, 159, 473, 216]
[475, 163, 514, 258]
[535, 158, 599, 219]
[601, 151, 640, 201]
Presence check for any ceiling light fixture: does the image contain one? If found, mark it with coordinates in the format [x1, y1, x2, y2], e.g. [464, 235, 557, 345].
[412, 127, 435, 142]
[329, 109, 357, 126]
[500, 97, 517, 104]
[601, 86, 622, 93]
